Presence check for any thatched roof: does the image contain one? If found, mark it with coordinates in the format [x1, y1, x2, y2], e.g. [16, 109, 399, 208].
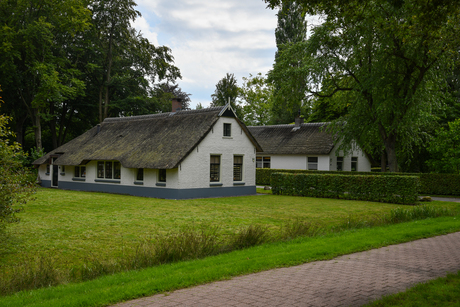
[247, 122, 334, 155]
[34, 105, 262, 169]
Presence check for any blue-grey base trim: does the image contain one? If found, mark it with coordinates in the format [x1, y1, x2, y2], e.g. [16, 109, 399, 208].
[41, 180, 52, 188]
[45, 181, 256, 199]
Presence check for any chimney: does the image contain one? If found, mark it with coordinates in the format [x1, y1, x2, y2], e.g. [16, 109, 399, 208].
[171, 98, 182, 112]
[96, 124, 101, 134]
[295, 110, 303, 127]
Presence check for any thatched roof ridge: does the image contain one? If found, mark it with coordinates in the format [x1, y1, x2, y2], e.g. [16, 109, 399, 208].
[247, 122, 334, 155]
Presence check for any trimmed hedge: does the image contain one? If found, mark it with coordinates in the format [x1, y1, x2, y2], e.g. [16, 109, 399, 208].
[257, 169, 460, 195]
[271, 172, 420, 205]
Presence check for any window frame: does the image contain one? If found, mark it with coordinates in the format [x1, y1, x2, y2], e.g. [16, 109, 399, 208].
[351, 157, 358, 172]
[307, 157, 318, 170]
[74, 166, 86, 178]
[256, 156, 271, 169]
[97, 161, 121, 179]
[223, 123, 232, 137]
[210, 155, 221, 182]
[337, 157, 344, 171]
[137, 168, 144, 181]
[158, 169, 166, 182]
[233, 155, 243, 181]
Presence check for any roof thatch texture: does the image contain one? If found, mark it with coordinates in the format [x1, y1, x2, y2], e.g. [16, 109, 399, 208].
[34, 107, 240, 169]
[247, 123, 334, 155]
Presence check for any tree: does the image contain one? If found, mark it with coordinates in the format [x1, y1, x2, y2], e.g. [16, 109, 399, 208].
[0, 0, 91, 149]
[210, 73, 242, 116]
[211, 73, 239, 106]
[427, 119, 460, 174]
[268, 1, 308, 124]
[0, 86, 36, 231]
[238, 73, 273, 126]
[265, 0, 460, 171]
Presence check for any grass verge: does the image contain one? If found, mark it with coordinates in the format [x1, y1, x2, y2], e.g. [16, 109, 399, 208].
[366, 271, 460, 306]
[0, 215, 459, 307]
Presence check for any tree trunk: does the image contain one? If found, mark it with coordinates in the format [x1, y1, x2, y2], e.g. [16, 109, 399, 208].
[99, 85, 104, 123]
[32, 108, 42, 149]
[380, 150, 387, 172]
[49, 101, 58, 149]
[383, 134, 398, 172]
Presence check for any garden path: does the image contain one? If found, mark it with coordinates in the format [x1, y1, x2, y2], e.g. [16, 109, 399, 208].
[113, 231, 460, 307]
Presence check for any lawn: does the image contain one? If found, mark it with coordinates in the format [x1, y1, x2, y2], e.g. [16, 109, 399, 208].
[1, 187, 409, 271]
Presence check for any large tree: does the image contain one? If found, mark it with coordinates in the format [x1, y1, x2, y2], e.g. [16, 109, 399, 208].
[268, 1, 308, 124]
[265, 0, 460, 171]
[238, 73, 273, 126]
[0, 0, 91, 149]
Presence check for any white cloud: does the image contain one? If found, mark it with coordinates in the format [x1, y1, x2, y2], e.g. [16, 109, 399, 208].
[131, 16, 159, 46]
[135, 0, 278, 108]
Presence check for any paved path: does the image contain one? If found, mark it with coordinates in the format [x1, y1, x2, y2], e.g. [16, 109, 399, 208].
[113, 232, 460, 307]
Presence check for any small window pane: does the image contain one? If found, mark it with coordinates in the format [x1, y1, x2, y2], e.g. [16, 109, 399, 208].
[81, 166, 86, 177]
[351, 157, 358, 172]
[223, 123, 231, 137]
[233, 156, 243, 181]
[210, 155, 220, 182]
[113, 162, 121, 179]
[105, 161, 113, 178]
[263, 157, 271, 169]
[308, 157, 318, 170]
[337, 157, 343, 171]
[137, 168, 144, 181]
[97, 162, 104, 178]
[75, 166, 80, 177]
[256, 156, 262, 168]
[158, 169, 166, 182]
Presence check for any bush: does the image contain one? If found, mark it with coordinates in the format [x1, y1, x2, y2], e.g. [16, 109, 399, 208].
[271, 172, 420, 204]
[257, 169, 460, 196]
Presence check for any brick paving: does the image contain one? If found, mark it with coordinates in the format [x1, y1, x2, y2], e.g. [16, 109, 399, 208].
[113, 232, 460, 307]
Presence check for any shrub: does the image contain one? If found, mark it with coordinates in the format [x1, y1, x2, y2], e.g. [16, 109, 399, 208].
[271, 172, 420, 204]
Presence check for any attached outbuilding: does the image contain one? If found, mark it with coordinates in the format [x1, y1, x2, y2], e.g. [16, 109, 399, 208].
[247, 119, 371, 172]
[33, 103, 262, 199]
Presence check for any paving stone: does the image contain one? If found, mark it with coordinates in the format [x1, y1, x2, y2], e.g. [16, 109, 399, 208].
[113, 232, 460, 307]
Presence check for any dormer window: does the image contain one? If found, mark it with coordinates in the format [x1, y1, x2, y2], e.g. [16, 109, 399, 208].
[223, 123, 231, 137]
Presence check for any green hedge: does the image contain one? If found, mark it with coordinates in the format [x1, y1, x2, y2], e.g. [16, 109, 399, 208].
[271, 173, 420, 205]
[257, 169, 460, 195]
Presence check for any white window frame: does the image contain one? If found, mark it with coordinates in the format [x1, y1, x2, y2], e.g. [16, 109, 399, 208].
[308, 157, 318, 170]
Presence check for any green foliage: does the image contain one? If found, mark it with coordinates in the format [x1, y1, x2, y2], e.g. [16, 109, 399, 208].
[270, 172, 420, 204]
[0, 109, 36, 231]
[268, 1, 309, 124]
[238, 73, 273, 126]
[266, 0, 460, 171]
[257, 168, 460, 196]
[427, 119, 460, 173]
[419, 173, 460, 196]
[211, 73, 241, 116]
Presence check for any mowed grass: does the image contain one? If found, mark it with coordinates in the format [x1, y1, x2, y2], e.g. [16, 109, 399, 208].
[0, 187, 411, 271]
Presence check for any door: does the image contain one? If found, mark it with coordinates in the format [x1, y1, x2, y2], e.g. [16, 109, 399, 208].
[51, 157, 59, 187]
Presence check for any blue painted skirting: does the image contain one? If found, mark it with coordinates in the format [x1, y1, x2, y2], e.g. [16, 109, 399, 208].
[46, 181, 256, 199]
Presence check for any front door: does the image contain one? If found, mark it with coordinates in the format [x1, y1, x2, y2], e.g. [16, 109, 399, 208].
[51, 157, 59, 187]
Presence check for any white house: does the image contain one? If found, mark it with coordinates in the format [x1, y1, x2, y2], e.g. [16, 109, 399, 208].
[248, 120, 371, 172]
[33, 103, 263, 199]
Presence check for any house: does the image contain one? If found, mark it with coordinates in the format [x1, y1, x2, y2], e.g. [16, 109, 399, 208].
[247, 118, 371, 172]
[33, 103, 263, 199]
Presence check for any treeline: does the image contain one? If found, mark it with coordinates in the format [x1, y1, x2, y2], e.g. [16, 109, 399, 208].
[0, 0, 189, 154]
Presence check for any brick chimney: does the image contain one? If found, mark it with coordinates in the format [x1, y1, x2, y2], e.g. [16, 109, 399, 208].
[172, 98, 182, 112]
[295, 110, 303, 127]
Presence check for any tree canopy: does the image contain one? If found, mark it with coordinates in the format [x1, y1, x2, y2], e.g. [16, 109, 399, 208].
[265, 0, 460, 171]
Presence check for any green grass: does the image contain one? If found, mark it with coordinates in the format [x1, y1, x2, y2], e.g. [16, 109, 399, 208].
[367, 271, 460, 306]
[0, 216, 459, 307]
[1, 187, 410, 271]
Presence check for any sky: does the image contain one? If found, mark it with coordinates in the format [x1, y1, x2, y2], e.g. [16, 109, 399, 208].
[132, 0, 279, 109]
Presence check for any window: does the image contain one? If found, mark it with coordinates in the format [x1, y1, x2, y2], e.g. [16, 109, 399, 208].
[337, 157, 344, 171]
[223, 123, 231, 137]
[97, 161, 121, 179]
[137, 168, 144, 181]
[74, 166, 86, 178]
[308, 157, 318, 170]
[158, 169, 166, 182]
[46, 164, 50, 174]
[351, 157, 358, 171]
[233, 156, 243, 181]
[256, 156, 271, 169]
[210, 155, 220, 182]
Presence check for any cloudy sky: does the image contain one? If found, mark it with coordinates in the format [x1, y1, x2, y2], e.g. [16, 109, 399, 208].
[132, 0, 279, 108]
